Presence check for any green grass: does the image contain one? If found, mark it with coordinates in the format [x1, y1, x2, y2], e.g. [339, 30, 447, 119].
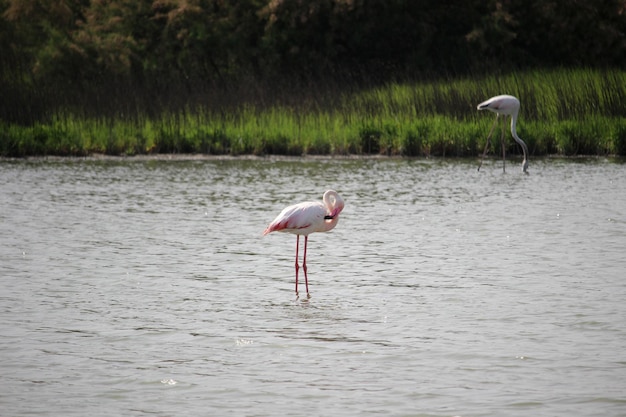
[2, 68, 625, 157]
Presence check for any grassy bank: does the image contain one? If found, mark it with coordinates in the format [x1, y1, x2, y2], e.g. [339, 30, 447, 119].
[2, 68, 625, 157]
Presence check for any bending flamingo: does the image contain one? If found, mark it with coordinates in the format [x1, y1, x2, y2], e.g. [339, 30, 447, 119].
[263, 190, 345, 296]
[477, 94, 529, 174]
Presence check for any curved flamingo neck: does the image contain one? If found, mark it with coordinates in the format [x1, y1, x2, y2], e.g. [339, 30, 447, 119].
[323, 190, 344, 217]
[509, 111, 529, 169]
[321, 190, 344, 232]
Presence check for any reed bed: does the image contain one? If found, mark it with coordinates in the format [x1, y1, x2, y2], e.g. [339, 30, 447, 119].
[2, 68, 625, 157]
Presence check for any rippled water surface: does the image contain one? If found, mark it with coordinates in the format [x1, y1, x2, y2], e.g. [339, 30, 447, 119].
[1, 156, 625, 417]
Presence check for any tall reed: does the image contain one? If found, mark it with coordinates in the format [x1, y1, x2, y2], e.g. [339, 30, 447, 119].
[2, 68, 625, 157]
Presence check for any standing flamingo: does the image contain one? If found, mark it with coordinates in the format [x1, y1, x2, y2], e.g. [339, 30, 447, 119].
[263, 190, 345, 297]
[477, 94, 529, 173]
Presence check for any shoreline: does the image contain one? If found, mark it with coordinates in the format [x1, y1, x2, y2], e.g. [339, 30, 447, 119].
[1, 153, 621, 163]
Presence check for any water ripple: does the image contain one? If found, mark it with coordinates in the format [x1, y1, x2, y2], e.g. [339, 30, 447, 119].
[1, 157, 625, 417]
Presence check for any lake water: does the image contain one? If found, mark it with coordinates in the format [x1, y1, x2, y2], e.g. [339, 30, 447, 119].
[1, 156, 625, 417]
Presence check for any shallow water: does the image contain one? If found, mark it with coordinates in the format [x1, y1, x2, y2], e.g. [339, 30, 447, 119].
[1, 156, 625, 417]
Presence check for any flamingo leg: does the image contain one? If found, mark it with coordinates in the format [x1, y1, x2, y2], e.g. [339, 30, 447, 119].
[303, 236, 309, 296]
[478, 115, 499, 172]
[294, 235, 300, 294]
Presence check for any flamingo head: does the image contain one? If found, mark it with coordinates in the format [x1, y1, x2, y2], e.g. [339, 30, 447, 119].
[522, 159, 529, 174]
[323, 190, 345, 219]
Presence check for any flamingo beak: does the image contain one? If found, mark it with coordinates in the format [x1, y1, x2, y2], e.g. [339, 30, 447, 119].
[328, 205, 343, 218]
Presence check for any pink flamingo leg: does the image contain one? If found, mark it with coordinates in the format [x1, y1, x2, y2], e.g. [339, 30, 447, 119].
[303, 236, 309, 295]
[478, 115, 498, 172]
[294, 235, 300, 294]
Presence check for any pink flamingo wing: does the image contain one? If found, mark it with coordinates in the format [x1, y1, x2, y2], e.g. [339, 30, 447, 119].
[263, 202, 325, 235]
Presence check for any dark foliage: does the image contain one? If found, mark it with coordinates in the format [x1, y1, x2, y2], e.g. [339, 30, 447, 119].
[1, 0, 625, 122]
